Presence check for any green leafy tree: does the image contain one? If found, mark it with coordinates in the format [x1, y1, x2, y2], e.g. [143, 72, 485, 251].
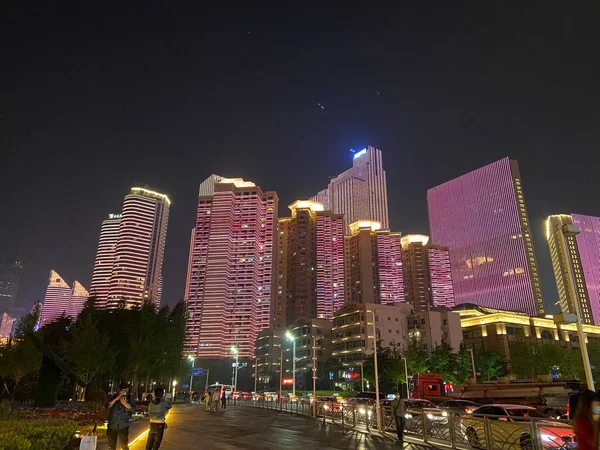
[0, 305, 42, 398]
[456, 344, 475, 383]
[427, 343, 458, 382]
[62, 315, 115, 399]
[476, 350, 504, 381]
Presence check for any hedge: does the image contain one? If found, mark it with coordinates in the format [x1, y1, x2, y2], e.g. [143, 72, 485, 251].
[0, 420, 77, 450]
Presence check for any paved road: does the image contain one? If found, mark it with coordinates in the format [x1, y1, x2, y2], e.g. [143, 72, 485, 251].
[128, 403, 407, 449]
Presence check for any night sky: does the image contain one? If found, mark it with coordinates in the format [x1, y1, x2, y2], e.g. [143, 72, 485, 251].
[3, 2, 600, 314]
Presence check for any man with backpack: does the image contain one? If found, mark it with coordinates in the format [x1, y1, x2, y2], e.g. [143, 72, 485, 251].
[145, 387, 172, 450]
[106, 382, 135, 450]
[391, 392, 406, 444]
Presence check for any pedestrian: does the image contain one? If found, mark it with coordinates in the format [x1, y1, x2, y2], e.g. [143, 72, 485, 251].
[106, 382, 135, 450]
[212, 389, 220, 411]
[205, 390, 212, 411]
[574, 390, 596, 450]
[145, 387, 172, 450]
[391, 391, 405, 445]
[221, 389, 227, 410]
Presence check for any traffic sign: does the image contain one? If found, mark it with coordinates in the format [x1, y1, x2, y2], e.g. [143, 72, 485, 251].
[191, 367, 205, 377]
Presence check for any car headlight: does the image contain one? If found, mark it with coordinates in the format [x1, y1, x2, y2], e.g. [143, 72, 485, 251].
[323, 405, 329, 410]
[541, 434, 555, 442]
[442, 411, 448, 417]
[359, 408, 366, 415]
[427, 414, 434, 420]
[405, 413, 413, 419]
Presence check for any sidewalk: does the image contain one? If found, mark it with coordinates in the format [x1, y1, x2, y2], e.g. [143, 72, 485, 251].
[96, 418, 150, 450]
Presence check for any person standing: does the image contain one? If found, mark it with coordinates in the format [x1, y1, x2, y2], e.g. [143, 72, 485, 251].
[212, 389, 220, 411]
[145, 387, 172, 450]
[391, 392, 406, 444]
[106, 382, 135, 450]
[574, 390, 596, 450]
[221, 389, 227, 410]
[205, 390, 212, 411]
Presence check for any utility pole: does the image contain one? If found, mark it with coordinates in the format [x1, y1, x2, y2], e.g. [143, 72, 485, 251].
[372, 307, 382, 432]
[188, 355, 195, 402]
[403, 357, 409, 399]
[279, 347, 283, 410]
[468, 348, 477, 383]
[254, 357, 258, 393]
[558, 223, 595, 390]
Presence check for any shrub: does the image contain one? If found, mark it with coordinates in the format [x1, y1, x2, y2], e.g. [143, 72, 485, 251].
[0, 420, 77, 450]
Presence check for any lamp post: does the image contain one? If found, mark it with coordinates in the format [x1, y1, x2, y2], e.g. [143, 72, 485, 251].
[360, 361, 364, 392]
[187, 355, 195, 402]
[557, 223, 595, 390]
[171, 380, 177, 401]
[254, 357, 259, 393]
[467, 348, 477, 383]
[402, 357, 409, 398]
[286, 331, 296, 397]
[312, 335, 317, 400]
[231, 346, 239, 392]
[371, 308, 382, 432]
[278, 346, 283, 410]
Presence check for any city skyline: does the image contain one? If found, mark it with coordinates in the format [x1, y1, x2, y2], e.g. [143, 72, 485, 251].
[3, 3, 600, 316]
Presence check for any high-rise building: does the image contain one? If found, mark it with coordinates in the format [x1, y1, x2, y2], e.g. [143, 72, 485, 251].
[0, 261, 21, 314]
[427, 157, 544, 316]
[546, 214, 600, 325]
[272, 200, 344, 331]
[106, 188, 170, 309]
[39, 270, 73, 326]
[344, 221, 404, 306]
[0, 312, 15, 342]
[311, 146, 389, 233]
[573, 214, 600, 325]
[184, 176, 278, 359]
[39, 271, 90, 326]
[401, 235, 455, 311]
[89, 214, 121, 308]
[67, 281, 89, 319]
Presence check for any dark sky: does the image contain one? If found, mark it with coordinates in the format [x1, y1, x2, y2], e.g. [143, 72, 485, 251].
[2, 2, 600, 314]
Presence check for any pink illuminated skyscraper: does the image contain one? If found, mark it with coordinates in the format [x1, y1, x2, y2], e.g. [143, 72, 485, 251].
[89, 214, 121, 308]
[39, 271, 88, 326]
[311, 146, 389, 233]
[184, 176, 278, 359]
[107, 188, 170, 309]
[272, 200, 344, 332]
[427, 157, 544, 316]
[573, 214, 600, 325]
[67, 281, 89, 318]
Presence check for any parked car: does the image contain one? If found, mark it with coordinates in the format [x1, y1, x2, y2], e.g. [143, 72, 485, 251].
[403, 399, 447, 422]
[463, 404, 576, 450]
[440, 399, 478, 415]
[316, 396, 342, 413]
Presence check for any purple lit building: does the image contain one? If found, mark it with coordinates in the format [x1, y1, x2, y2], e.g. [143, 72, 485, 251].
[427, 157, 544, 316]
[572, 214, 600, 325]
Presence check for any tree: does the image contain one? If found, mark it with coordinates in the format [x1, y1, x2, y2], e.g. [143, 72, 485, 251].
[62, 315, 115, 400]
[427, 343, 458, 383]
[456, 344, 475, 383]
[476, 350, 504, 381]
[0, 306, 42, 398]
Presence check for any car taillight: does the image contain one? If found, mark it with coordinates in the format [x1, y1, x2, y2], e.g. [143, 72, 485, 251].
[465, 408, 474, 414]
[566, 403, 570, 419]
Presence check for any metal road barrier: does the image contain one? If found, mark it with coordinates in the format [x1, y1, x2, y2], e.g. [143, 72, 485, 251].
[232, 398, 575, 450]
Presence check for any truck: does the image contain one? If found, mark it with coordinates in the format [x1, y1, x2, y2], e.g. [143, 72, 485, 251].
[410, 373, 578, 414]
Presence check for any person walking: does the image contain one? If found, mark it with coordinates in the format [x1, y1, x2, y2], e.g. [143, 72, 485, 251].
[221, 389, 227, 410]
[212, 389, 220, 411]
[145, 387, 171, 450]
[205, 390, 212, 411]
[106, 382, 135, 450]
[391, 392, 406, 445]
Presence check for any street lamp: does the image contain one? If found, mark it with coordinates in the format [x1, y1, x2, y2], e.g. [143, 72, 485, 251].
[187, 355, 195, 402]
[231, 346, 239, 392]
[401, 357, 409, 398]
[467, 348, 477, 383]
[171, 380, 177, 400]
[556, 223, 595, 390]
[286, 331, 296, 397]
[371, 308, 382, 433]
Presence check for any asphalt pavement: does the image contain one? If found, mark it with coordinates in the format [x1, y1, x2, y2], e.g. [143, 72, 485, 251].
[123, 403, 414, 449]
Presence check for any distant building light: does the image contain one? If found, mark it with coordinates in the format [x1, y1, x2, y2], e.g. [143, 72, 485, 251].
[353, 148, 367, 160]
